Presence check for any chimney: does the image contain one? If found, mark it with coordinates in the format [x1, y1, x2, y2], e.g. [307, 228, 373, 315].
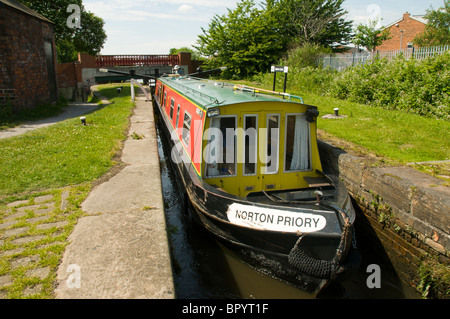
[403, 12, 410, 20]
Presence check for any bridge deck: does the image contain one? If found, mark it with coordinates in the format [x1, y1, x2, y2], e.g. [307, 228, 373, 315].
[96, 54, 180, 67]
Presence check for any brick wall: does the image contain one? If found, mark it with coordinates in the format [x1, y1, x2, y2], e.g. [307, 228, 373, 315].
[0, 5, 57, 113]
[376, 13, 427, 51]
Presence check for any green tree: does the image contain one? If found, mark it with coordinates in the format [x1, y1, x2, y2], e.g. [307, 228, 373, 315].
[414, 0, 450, 46]
[352, 18, 391, 52]
[195, 0, 288, 78]
[275, 0, 353, 48]
[18, 0, 106, 62]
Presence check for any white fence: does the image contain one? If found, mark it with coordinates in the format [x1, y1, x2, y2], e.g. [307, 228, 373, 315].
[322, 45, 450, 71]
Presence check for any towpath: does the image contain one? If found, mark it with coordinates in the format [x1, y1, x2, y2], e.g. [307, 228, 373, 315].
[0, 102, 101, 140]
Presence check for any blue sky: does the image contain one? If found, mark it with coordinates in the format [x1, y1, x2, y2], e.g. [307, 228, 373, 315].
[82, 0, 445, 55]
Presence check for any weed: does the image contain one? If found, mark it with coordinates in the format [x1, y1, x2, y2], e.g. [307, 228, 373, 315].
[131, 132, 145, 140]
[418, 258, 450, 299]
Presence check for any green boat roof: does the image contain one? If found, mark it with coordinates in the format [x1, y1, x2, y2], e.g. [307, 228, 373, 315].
[159, 76, 304, 109]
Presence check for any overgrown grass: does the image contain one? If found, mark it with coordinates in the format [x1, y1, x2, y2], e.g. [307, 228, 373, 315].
[0, 84, 134, 200]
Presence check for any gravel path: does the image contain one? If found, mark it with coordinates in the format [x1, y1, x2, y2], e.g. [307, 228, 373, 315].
[0, 102, 101, 140]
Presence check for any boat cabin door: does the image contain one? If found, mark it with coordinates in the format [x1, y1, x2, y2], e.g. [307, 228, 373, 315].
[240, 112, 281, 196]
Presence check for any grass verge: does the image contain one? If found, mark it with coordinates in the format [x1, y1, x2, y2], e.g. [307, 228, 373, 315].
[0, 85, 134, 200]
[0, 84, 134, 298]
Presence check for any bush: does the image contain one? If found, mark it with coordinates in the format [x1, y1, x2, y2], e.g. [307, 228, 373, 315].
[252, 66, 335, 94]
[284, 43, 332, 69]
[251, 47, 449, 120]
[251, 43, 336, 94]
[328, 52, 450, 119]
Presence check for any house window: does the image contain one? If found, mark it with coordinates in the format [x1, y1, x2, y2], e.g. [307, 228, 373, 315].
[182, 111, 192, 146]
[285, 114, 311, 171]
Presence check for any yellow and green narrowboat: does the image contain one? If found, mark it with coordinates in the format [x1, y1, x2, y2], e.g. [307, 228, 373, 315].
[153, 74, 360, 295]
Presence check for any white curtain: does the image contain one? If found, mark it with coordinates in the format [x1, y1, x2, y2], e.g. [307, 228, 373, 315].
[290, 115, 310, 170]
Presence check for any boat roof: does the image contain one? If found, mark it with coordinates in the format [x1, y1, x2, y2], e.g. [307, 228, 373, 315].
[159, 75, 304, 109]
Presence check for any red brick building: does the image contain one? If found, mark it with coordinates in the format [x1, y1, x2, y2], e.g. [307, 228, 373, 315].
[0, 0, 57, 113]
[376, 12, 427, 51]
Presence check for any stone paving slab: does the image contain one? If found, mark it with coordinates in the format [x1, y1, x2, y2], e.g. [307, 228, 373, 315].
[0, 189, 77, 298]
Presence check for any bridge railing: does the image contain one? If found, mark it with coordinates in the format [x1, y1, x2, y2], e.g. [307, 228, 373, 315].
[96, 55, 181, 67]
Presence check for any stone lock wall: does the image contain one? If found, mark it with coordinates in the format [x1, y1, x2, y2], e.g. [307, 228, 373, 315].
[318, 139, 449, 297]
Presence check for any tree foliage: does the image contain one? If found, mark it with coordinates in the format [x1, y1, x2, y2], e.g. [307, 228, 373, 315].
[196, 0, 352, 78]
[18, 0, 107, 62]
[276, 0, 353, 47]
[352, 18, 391, 52]
[195, 0, 288, 78]
[414, 0, 450, 46]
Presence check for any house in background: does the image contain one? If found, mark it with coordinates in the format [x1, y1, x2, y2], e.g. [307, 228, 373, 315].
[0, 0, 57, 113]
[376, 12, 428, 51]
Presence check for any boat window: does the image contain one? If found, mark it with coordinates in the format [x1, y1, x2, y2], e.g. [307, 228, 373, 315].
[170, 98, 175, 119]
[265, 114, 279, 174]
[243, 115, 257, 175]
[182, 111, 192, 146]
[163, 92, 167, 108]
[176, 104, 181, 127]
[159, 86, 163, 105]
[285, 114, 311, 171]
[205, 116, 236, 177]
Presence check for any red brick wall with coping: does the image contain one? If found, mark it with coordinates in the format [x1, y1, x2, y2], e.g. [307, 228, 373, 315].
[376, 13, 427, 51]
[0, 4, 57, 113]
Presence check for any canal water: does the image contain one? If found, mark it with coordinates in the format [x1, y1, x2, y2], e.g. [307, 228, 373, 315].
[155, 124, 421, 299]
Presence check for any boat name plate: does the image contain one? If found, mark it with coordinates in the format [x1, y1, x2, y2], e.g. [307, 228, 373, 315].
[227, 203, 327, 233]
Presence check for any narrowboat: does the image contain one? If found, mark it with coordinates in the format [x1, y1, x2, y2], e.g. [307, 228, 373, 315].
[152, 74, 360, 295]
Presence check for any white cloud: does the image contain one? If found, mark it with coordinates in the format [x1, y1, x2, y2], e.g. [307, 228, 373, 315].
[178, 4, 193, 12]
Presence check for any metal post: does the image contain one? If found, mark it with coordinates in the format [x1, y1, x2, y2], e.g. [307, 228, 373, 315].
[131, 81, 135, 101]
[273, 72, 277, 92]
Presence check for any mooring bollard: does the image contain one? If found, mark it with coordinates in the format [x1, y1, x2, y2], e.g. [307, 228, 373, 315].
[80, 116, 86, 125]
[334, 108, 339, 116]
